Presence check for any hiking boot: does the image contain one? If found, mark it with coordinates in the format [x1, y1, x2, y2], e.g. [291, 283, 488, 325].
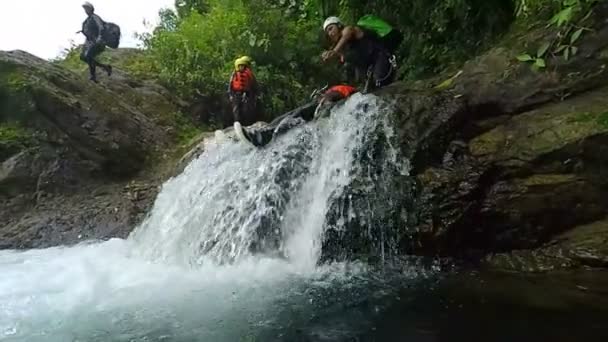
[89, 76, 98, 83]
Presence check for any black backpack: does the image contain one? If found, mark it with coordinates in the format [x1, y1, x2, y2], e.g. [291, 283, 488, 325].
[102, 22, 121, 49]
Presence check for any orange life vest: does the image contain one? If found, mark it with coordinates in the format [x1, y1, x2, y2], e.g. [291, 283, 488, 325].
[230, 68, 254, 92]
[326, 85, 356, 99]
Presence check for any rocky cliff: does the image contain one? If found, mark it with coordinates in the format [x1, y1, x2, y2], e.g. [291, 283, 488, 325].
[0, 49, 192, 249]
[387, 1, 608, 271]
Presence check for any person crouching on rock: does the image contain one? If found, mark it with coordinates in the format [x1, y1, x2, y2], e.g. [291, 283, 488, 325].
[78, 2, 112, 83]
[227, 56, 259, 125]
[320, 16, 396, 93]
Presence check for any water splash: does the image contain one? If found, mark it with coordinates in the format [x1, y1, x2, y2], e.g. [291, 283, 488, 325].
[130, 93, 400, 269]
[281, 94, 400, 269]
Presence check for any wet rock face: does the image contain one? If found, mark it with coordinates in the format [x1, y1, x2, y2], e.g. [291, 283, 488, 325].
[0, 50, 183, 249]
[320, 123, 414, 263]
[403, 86, 608, 270]
[388, 2, 608, 270]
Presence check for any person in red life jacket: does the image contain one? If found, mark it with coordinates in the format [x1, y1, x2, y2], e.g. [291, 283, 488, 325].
[318, 84, 357, 107]
[320, 16, 396, 93]
[227, 56, 259, 125]
[234, 84, 357, 148]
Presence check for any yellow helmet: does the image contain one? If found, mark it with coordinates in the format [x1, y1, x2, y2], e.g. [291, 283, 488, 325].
[234, 56, 252, 70]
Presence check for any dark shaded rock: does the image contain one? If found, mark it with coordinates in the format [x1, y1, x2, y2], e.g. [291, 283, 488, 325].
[382, 3, 608, 271]
[484, 218, 608, 272]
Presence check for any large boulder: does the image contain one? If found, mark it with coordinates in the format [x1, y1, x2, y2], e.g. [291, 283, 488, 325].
[0, 50, 186, 249]
[369, 2, 608, 271]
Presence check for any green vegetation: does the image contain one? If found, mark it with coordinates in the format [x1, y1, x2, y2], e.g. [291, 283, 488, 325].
[141, 0, 338, 120]
[134, 0, 518, 119]
[0, 122, 34, 160]
[0, 65, 35, 125]
[165, 111, 203, 144]
[54, 0, 606, 126]
[516, 0, 600, 70]
[570, 111, 608, 128]
[0, 123, 32, 144]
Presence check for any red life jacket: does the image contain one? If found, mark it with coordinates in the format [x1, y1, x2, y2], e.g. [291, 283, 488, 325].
[230, 68, 254, 92]
[326, 85, 357, 99]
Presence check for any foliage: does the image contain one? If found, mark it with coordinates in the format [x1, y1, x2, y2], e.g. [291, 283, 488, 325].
[0, 122, 32, 144]
[270, 0, 516, 78]
[515, 0, 562, 18]
[516, 0, 600, 70]
[0, 122, 34, 160]
[140, 0, 517, 123]
[516, 42, 549, 70]
[53, 41, 84, 72]
[175, 0, 209, 18]
[60, 0, 595, 125]
[144, 0, 339, 120]
[163, 111, 202, 144]
[570, 111, 608, 128]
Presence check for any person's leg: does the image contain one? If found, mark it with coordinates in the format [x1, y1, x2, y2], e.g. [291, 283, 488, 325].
[370, 51, 395, 90]
[80, 42, 97, 82]
[90, 44, 112, 76]
[230, 93, 242, 123]
[242, 93, 259, 126]
[241, 101, 316, 147]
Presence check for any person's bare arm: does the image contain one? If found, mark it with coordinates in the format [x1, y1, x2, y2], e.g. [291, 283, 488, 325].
[332, 26, 363, 54]
[322, 26, 364, 62]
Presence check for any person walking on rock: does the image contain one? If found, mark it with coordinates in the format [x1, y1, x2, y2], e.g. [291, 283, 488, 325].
[79, 2, 112, 83]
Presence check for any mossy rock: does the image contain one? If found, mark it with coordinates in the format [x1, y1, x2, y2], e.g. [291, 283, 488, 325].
[0, 50, 185, 176]
[484, 218, 608, 272]
[0, 122, 35, 161]
[470, 86, 608, 164]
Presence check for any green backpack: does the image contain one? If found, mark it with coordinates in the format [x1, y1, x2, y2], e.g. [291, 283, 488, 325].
[356, 15, 393, 38]
[356, 15, 403, 53]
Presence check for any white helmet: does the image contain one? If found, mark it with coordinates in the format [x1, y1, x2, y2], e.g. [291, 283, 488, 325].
[82, 2, 94, 11]
[323, 16, 342, 31]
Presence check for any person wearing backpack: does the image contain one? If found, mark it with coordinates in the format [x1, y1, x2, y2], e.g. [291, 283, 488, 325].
[356, 15, 403, 55]
[79, 2, 112, 83]
[320, 16, 399, 93]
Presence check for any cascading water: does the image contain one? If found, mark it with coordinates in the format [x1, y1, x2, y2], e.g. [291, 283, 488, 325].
[0, 94, 437, 342]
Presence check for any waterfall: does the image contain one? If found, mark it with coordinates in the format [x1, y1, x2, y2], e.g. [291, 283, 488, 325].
[129, 93, 408, 269]
[0, 93, 434, 342]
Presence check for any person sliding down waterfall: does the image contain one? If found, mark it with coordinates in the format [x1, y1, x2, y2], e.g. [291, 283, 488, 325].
[320, 16, 402, 93]
[234, 84, 357, 148]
